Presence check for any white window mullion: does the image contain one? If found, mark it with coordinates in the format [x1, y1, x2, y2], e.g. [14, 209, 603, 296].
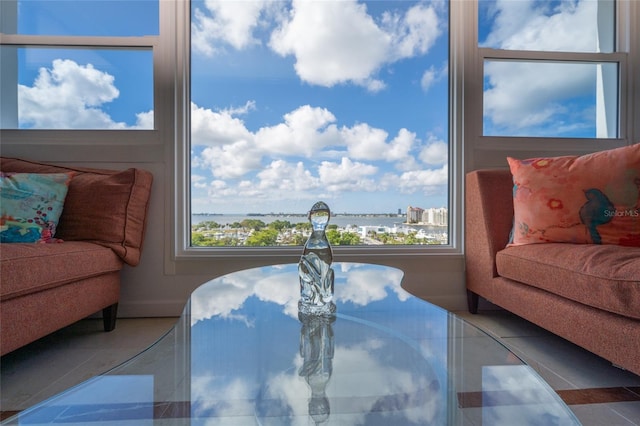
[169, 0, 192, 261]
[0, 0, 18, 128]
[596, 61, 620, 138]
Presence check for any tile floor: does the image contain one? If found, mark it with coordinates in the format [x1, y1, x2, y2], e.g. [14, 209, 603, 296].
[456, 311, 640, 425]
[1, 311, 639, 425]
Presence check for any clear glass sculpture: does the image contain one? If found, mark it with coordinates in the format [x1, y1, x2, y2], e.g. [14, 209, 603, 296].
[298, 201, 336, 317]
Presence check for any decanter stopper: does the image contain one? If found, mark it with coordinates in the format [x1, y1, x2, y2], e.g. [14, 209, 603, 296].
[298, 201, 336, 316]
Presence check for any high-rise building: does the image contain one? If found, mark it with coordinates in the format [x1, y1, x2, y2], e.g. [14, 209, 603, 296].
[407, 206, 424, 223]
[422, 207, 448, 226]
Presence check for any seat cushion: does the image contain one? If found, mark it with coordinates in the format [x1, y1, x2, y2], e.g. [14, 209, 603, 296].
[0, 241, 122, 301]
[496, 244, 640, 319]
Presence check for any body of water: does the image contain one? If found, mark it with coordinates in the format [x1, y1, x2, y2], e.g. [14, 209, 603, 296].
[192, 214, 446, 231]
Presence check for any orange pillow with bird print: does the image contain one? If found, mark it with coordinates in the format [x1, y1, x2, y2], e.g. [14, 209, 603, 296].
[507, 144, 640, 247]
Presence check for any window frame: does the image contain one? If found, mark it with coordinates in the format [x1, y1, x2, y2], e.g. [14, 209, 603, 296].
[480, 51, 626, 139]
[171, 0, 463, 265]
[468, 0, 634, 157]
[0, 2, 164, 151]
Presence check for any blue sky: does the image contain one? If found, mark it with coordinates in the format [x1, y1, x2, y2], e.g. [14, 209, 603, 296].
[8, 0, 611, 214]
[189, 0, 449, 214]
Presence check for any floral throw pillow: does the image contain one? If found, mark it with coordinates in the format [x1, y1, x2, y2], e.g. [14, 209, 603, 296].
[508, 144, 640, 247]
[0, 172, 74, 243]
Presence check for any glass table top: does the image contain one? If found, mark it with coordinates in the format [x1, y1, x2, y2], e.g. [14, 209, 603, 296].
[2, 263, 581, 425]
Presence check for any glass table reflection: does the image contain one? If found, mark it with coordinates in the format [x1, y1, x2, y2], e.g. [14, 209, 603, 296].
[2, 263, 580, 425]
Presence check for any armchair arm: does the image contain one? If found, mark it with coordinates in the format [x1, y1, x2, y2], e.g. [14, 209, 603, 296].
[464, 169, 515, 306]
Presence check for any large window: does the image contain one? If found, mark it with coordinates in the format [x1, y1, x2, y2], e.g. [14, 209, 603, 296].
[189, 0, 451, 248]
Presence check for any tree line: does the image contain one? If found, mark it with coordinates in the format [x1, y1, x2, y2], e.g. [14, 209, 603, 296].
[191, 219, 443, 246]
[191, 219, 361, 247]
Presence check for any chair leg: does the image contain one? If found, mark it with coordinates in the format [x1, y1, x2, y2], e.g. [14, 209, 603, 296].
[466, 290, 479, 314]
[103, 303, 118, 332]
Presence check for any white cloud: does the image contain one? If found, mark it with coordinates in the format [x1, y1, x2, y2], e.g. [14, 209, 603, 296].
[191, 99, 451, 205]
[192, 174, 208, 189]
[133, 110, 154, 129]
[421, 62, 447, 92]
[191, 0, 445, 92]
[269, 0, 442, 91]
[222, 181, 263, 200]
[254, 105, 339, 156]
[256, 160, 320, 192]
[383, 164, 448, 195]
[200, 140, 263, 179]
[482, 0, 598, 52]
[341, 124, 416, 164]
[337, 266, 406, 306]
[388, 128, 418, 162]
[340, 123, 390, 160]
[190, 264, 406, 325]
[191, 101, 255, 146]
[269, 0, 389, 90]
[191, 0, 281, 56]
[264, 342, 443, 425]
[18, 59, 128, 129]
[190, 267, 299, 325]
[383, 2, 442, 61]
[484, 61, 593, 130]
[419, 138, 448, 165]
[421, 67, 437, 92]
[318, 157, 378, 193]
[206, 180, 232, 200]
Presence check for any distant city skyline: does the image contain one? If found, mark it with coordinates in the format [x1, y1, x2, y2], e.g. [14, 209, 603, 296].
[191, 205, 449, 230]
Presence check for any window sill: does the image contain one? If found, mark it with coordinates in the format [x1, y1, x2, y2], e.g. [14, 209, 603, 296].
[167, 246, 464, 276]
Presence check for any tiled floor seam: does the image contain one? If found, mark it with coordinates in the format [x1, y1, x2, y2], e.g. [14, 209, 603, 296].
[455, 386, 640, 408]
[6, 391, 636, 422]
[556, 387, 640, 405]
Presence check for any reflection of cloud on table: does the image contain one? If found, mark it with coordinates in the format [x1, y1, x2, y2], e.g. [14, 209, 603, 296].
[190, 345, 443, 424]
[191, 263, 406, 326]
[335, 264, 406, 305]
[190, 267, 299, 325]
[481, 365, 579, 424]
[263, 340, 442, 425]
[191, 375, 258, 424]
[188, 264, 444, 424]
